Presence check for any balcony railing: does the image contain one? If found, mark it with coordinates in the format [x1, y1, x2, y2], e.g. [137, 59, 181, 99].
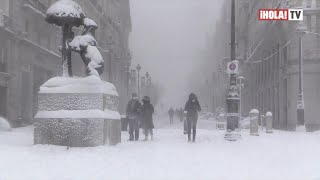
[1, 14, 24, 35]
[23, 0, 47, 15]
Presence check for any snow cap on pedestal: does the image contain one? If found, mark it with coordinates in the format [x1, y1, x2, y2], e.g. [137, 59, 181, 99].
[46, 0, 85, 27]
[249, 109, 259, 114]
[39, 75, 118, 96]
[266, 111, 272, 117]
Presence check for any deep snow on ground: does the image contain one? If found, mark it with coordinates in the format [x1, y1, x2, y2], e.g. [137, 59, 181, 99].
[0, 117, 320, 180]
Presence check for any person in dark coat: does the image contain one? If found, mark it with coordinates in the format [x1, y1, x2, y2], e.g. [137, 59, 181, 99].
[126, 93, 142, 141]
[184, 93, 201, 142]
[179, 107, 184, 122]
[168, 107, 174, 124]
[141, 96, 155, 141]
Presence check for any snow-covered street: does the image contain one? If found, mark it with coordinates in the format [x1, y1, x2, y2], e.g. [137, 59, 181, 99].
[0, 117, 320, 180]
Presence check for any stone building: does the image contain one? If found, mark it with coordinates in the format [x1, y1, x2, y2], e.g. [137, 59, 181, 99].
[212, 0, 320, 131]
[0, 0, 132, 127]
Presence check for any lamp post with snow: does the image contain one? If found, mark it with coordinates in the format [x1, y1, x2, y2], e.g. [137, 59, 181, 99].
[226, 0, 239, 131]
[145, 72, 150, 96]
[136, 64, 141, 99]
[296, 24, 307, 126]
[224, 0, 241, 141]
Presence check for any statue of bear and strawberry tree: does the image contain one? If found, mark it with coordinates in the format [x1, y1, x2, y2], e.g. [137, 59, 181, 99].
[46, 0, 104, 77]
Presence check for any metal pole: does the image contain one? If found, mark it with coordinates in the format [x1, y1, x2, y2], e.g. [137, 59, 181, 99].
[239, 79, 241, 120]
[297, 35, 304, 126]
[226, 0, 239, 131]
[230, 0, 235, 62]
[138, 71, 140, 100]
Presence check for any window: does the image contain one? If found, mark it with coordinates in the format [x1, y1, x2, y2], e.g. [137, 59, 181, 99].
[306, 0, 312, 8]
[0, 47, 7, 72]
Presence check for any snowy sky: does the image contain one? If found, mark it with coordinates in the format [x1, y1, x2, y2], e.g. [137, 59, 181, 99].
[129, 0, 223, 108]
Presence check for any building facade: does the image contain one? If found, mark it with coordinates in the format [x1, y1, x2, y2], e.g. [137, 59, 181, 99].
[0, 0, 132, 127]
[212, 0, 320, 131]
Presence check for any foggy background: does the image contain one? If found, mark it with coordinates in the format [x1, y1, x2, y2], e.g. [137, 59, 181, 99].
[130, 0, 223, 109]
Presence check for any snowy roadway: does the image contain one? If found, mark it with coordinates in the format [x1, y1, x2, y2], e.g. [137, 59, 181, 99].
[0, 117, 320, 180]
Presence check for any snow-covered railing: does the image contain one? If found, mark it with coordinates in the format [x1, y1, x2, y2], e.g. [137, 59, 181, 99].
[23, 0, 47, 15]
[1, 15, 23, 34]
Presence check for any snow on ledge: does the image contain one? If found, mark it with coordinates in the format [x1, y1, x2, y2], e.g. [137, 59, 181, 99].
[35, 109, 120, 120]
[39, 76, 118, 96]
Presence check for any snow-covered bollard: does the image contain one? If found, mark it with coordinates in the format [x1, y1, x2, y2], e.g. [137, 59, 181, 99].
[265, 112, 273, 133]
[249, 109, 259, 136]
[0, 117, 11, 131]
[216, 113, 226, 130]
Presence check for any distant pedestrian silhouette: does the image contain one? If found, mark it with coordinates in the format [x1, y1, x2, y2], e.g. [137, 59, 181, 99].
[168, 107, 174, 125]
[179, 108, 184, 122]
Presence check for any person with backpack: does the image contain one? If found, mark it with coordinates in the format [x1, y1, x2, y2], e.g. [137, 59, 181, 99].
[141, 96, 155, 141]
[126, 93, 142, 141]
[184, 93, 201, 142]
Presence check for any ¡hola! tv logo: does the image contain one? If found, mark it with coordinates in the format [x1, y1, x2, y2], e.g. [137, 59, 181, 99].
[258, 9, 303, 21]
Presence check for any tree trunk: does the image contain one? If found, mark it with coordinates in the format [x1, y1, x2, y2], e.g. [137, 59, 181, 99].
[62, 23, 72, 77]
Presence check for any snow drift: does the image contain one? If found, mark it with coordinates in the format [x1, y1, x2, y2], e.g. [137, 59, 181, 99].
[0, 117, 11, 131]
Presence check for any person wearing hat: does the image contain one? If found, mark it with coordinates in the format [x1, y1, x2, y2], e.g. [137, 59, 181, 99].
[126, 93, 142, 141]
[141, 96, 155, 141]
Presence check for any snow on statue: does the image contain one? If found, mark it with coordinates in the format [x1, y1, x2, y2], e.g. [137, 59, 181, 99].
[35, 0, 120, 147]
[46, 0, 104, 77]
[69, 18, 104, 76]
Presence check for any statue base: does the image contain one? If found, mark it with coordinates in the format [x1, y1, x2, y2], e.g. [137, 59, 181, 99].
[34, 76, 121, 147]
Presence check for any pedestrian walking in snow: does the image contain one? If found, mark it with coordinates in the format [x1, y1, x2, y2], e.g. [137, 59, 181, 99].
[179, 108, 184, 122]
[183, 110, 187, 134]
[141, 96, 155, 141]
[175, 108, 179, 119]
[126, 93, 142, 141]
[168, 107, 174, 124]
[184, 93, 201, 142]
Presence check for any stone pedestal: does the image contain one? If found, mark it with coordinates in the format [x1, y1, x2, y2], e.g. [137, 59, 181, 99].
[34, 76, 121, 147]
[265, 112, 273, 133]
[249, 109, 259, 136]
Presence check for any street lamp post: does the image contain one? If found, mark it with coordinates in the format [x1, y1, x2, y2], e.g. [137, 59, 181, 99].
[224, 0, 241, 141]
[145, 72, 150, 96]
[296, 24, 306, 126]
[136, 64, 141, 99]
[226, 0, 239, 131]
[148, 76, 151, 97]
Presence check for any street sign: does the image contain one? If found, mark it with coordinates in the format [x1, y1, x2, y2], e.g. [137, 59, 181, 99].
[227, 60, 239, 74]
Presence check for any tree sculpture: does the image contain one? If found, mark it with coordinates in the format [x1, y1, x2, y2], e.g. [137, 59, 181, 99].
[46, 0, 104, 77]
